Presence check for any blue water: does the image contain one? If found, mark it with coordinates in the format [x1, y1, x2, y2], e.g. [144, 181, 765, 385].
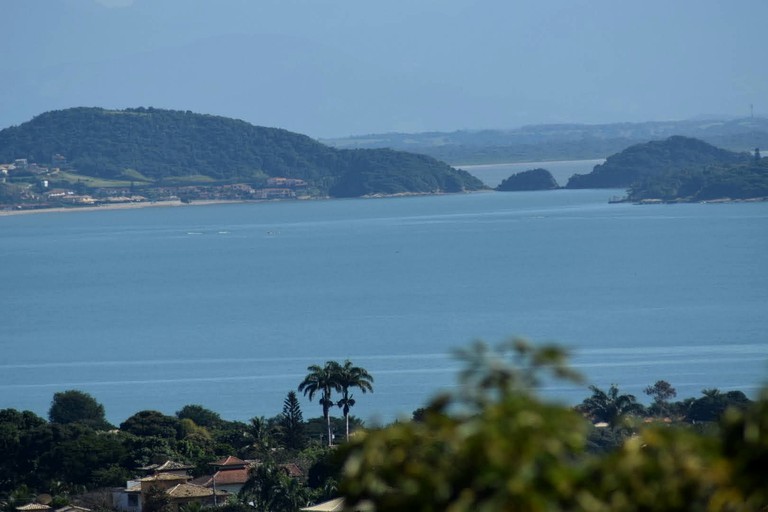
[459, 159, 606, 187]
[1, 188, 767, 425]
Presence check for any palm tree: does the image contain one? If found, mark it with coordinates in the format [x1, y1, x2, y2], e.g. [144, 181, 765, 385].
[578, 384, 643, 429]
[248, 416, 275, 457]
[238, 463, 293, 512]
[335, 360, 374, 441]
[298, 361, 341, 446]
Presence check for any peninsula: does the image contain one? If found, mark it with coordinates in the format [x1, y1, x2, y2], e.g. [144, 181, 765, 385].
[565, 136, 768, 202]
[0, 107, 485, 211]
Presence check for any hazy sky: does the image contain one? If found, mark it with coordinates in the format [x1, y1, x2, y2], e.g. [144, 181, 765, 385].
[2, 0, 766, 137]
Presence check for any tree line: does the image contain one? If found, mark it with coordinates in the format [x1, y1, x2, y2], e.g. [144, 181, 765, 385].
[1, 344, 765, 511]
[0, 358, 374, 510]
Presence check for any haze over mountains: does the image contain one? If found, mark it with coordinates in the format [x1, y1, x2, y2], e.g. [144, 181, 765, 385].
[323, 117, 768, 165]
[2, 1, 767, 138]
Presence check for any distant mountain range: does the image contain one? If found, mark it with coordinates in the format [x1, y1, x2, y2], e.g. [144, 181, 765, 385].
[322, 118, 768, 165]
[0, 108, 485, 198]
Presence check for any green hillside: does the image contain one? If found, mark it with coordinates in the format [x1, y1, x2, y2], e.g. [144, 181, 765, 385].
[566, 136, 747, 189]
[561, 135, 768, 202]
[0, 107, 484, 197]
[627, 156, 768, 202]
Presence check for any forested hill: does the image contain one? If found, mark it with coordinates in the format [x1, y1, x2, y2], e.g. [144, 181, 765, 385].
[0, 107, 484, 196]
[566, 136, 747, 189]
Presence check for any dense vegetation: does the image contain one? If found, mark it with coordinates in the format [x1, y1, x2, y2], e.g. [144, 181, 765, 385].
[561, 136, 768, 202]
[1, 341, 764, 511]
[566, 136, 747, 189]
[324, 117, 768, 165]
[329, 149, 478, 197]
[495, 168, 558, 191]
[628, 155, 768, 202]
[0, 108, 484, 197]
[339, 341, 766, 511]
[0, 359, 375, 510]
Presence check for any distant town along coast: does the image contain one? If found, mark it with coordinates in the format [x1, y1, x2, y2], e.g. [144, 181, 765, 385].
[0, 107, 485, 212]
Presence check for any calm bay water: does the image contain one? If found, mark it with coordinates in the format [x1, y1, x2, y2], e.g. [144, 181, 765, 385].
[459, 159, 606, 187]
[2, 180, 767, 424]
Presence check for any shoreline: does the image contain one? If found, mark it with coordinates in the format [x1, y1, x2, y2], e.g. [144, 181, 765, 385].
[0, 190, 488, 217]
[4, 190, 765, 218]
[0, 199, 249, 217]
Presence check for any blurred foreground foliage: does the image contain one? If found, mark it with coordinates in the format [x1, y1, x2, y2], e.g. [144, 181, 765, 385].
[338, 339, 768, 511]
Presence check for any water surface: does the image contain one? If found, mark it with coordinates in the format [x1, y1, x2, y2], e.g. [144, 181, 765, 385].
[1, 187, 766, 424]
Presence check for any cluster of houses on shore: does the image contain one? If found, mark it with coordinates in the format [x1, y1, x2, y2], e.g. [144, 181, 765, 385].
[14, 457, 307, 512]
[1, 155, 311, 210]
[113, 457, 306, 512]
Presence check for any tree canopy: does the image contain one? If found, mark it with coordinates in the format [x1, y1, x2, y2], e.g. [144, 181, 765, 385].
[119, 410, 180, 439]
[338, 340, 768, 511]
[175, 405, 223, 430]
[48, 390, 110, 430]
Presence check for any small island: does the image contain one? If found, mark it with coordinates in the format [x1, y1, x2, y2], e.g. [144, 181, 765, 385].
[495, 168, 559, 191]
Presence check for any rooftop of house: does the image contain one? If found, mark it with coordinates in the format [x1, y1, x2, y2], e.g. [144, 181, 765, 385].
[300, 498, 346, 511]
[55, 506, 91, 512]
[16, 505, 52, 512]
[165, 484, 228, 499]
[208, 455, 248, 468]
[139, 473, 189, 482]
[191, 468, 249, 488]
[140, 460, 194, 473]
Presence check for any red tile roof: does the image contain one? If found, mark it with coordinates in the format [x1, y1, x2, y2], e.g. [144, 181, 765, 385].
[215, 468, 250, 485]
[209, 456, 247, 467]
[192, 468, 250, 487]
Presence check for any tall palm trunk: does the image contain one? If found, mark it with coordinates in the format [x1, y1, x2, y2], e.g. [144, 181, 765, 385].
[336, 360, 373, 442]
[343, 394, 351, 440]
[298, 361, 342, 447]
[322, 395, 334, 446]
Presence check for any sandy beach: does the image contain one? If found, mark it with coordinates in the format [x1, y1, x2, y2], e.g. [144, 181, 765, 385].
[0, 199, 249, 217]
